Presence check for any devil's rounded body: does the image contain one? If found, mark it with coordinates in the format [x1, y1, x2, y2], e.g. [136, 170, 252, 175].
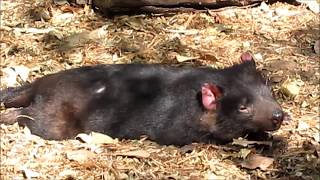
[0, 54, 284, 145]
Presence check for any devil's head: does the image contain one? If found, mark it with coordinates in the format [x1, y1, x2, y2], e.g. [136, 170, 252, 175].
[200, 52, 284, 141]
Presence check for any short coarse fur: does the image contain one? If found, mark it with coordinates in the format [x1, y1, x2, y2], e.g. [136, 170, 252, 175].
[0, 59, 283, 145]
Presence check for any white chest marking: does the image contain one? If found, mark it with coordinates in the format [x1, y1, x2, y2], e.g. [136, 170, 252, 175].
[95, 86, 106, 94]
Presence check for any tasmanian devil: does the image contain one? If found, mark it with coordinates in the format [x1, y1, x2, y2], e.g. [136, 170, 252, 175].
[0, 52, 284, 145]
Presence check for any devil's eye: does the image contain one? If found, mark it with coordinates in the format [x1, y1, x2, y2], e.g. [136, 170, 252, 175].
[239, 105, 249, 113]
[239, 105, 246, 110]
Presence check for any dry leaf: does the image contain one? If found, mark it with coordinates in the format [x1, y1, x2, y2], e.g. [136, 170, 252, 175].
[240, 154, 274, 170]
[259, 2, 270, 13]
[206, 172, 225, 180]
[301, 101, 309, 108]
[118, 173, 129, 180]
[76, 133, 92, 143]
[23, 126, 32, 136]
[238, 148, 252, 159]
[12, 66, 30, 82]
[91, 132, 117, 144]
[60, 5, 81, 13]
[67, 51, 84, 64]
[59, 169, 77, 177]
[297, 121, 310, 130]
[22, 169, 40, 179]
[281, 79, 304, 97]
[232, 138, 252, 147]
[53, 0, 69, 5]
[176, 54, 199, 62]
[61, 26, 109, 49]
[274, 8, 299, 17]
[116, 150, 150, 158]
[297, 0, 320, 13]
[47, 30, 64, 41]
[242, 41, 250, 49]
[232, 138, 272, 147]
[13, 27, 55, 34]
[1, 67, 16, 86]
[52, 13, 74, 24]
[66, 150, 95, 163]
[180, 144, 195, 153]
[1, 66, 30, 87]
[253, 53, 263, 62]
[313, 133, 319, 142]
[76, 132, 117, 145]
[275, 8, 290, 16]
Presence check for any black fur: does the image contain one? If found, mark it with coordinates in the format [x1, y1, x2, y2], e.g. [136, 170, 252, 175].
[0, 60, 284, 145]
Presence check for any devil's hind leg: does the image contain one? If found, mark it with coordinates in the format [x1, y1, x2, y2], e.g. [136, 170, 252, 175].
[0, 84, 34, 108]
[0, 109, 22, 125]
[0, 105, 55, 140]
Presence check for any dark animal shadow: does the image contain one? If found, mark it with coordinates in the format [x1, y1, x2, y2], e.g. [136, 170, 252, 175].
[255, 21, 319, 86]
[271, 138, 320, 179]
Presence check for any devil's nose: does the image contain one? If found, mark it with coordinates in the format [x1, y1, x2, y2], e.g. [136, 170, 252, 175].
[272, 110, 284, 123]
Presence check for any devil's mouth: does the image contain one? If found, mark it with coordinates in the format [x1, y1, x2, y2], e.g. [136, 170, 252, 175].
[264, 122, 282, 131]
[253, 119, 282, 132]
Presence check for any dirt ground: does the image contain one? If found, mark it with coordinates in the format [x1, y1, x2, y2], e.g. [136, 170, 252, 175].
[0, 0, 319, 179]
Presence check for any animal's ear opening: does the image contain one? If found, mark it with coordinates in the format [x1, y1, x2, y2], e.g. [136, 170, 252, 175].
[201, 83, 223, 111]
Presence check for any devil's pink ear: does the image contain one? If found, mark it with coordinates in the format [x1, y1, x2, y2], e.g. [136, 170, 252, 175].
[240, 52, 256, 69]
[240, 52, 254, 62]
[201, 83, 222, 111]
